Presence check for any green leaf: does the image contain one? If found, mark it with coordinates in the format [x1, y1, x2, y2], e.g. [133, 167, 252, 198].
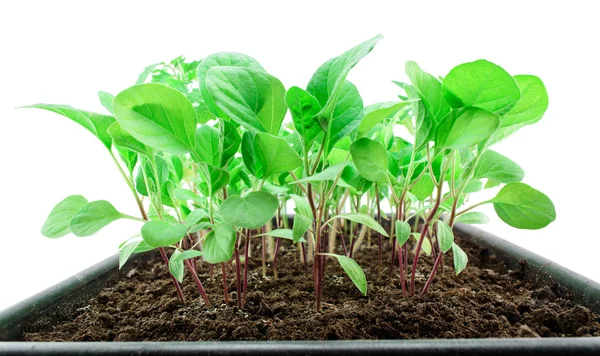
[141, 220, 188, 248]
[173, 250, 204, 261]
[488, 75, 549, 145]
[196, 52, 265, 119]
[119, 238, 153, 269]
[309, 34, 382, 125]
[285, 86, 322, 148]
[197, 163, 230, 197]
[412, 233, 431, 256]
[136, 63, 160, 84]
[349, 138, 388, 183]
[254, 132, 302, 178]
[169, 250, 185, 282]
[205, 67, 286, 135]
[98, 91, 115, 115]
[255, 228, 307, 243]
[443, 60, 521, 116]
[194, 101, 217, 124]
[436, 220, 454, 253]
[357, 101, 410, 137]
[332, 213, 388, 237]
[473, 150, 524, 183]
[41, 195, 89, 238]
[107, 122, 154, 158]
[203, 223, 236, 264]
[184, 209, 208, 229]
[290, 194, 313, 218]
[293, 162, 348, 183]
[451, 243, 468, 275]
[484, 178, 502, 189]
[435, 107, 500, 149]
[405, 61, 451, 122]
[113, 83, 196, 155]
[455, 212, 489, 224]
[194, 125, 221, 166]
[492, 182, 556, 229]
[339, 164, 372, 195]
[321, 253, 367, 296]
[69, 200, 125, 237]
[464, 180, 483, 193]
[395, 220, 411, 246]
[410, 173, 435, 201]
[220, 191, 278, 229]
[116, 147, 138, 174]
[22, 104, 115, 149]
[395, 82, 434, 150]
[292, 214, 312, 244]
[221, 121, 241, 167]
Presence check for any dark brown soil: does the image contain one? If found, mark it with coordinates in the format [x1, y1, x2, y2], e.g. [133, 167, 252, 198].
[23, 233, 600, 341]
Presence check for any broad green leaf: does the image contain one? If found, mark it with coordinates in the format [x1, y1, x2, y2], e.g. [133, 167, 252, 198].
[116, 147, 138, 174]
[221, 121, 241, 167]
[197, 163, 230, 196]
[395, 220, 411, 246]
[285, 86, 322, 148]
[241, 131, 262, 177]
[169, 250, 185, 282]
[455, 212, 489, 224]
[41, 195, 89, 238]
[255, 229, 307, 243]
[339, 163, 372, 195]
[321, 253, 367, 296]
[119, 238, 153, 269]
[113, 83, 196, 155]
[254, 132, 302, 178]
[443, 60, 521, 116]
[290, 194, 313, 218]
[484, 178, 502, 189]
[357, 101, 410, 137]
[464, 180, 483, 193]
[332, 213, 389, 237]
[22, 104, 115, 149]
[452, 243, 468, 275]
[492, 182, 556, 229]
[135, 155, 170, 196]
[196, 52, 265, 119]
[98, 91, 115, 115]
[184, 209, 208, 229]
[349, 138, 388, 183]
[175, 188, 201, 203]
[293, 162, 348, 183]
[69, 200, 125, 237]
[194, 101, 216, 124]
[405, 61, 451, 122]
[473, 150, 524, 183]
[203, 223, 236, 264]
[488, 75, 549, 145]
[205, 66, 286, 135]
[436, 220, 454, 253]
[292, 214, 312, 243]
[141, 220, 188, 248]
[309, 34, 382, 124]
[220, 191, 278, 229]
[435, 107, 500, 149]
[194, 125, 221, 166]
[108, 122, 154, 158]
[410, 173, 435, 201]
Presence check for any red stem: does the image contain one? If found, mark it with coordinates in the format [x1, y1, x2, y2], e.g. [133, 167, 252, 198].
[421, 251, 443, 296]
[243, 230, 251, 305]
[273, 237, 281, 279]
[221, 262, 229, 305]
[235, 248, 242, 308]
[184, 259, 210, 306]
[398, 244, 407, 297]
[159, 248, 185, 305]
[301, 242, 308, 276]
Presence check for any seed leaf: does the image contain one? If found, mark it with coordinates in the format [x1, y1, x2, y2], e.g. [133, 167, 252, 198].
[41, 195, 89, 238]
[203, 223, 236, 264]
[436, 220, 454, 253]
[473, 150, 524, 183]
[69, 200, 125, 237]
[220, 191, 278, 229]
[141, 220, 188, 248]
[395, 220, 411, 246]
[349, 138, 388, 183]
[254, 132, 302, 178]
[321, 253, 367, 296]
[452, 243, 468, 275]
[113, 83, 196, 155]
[332, 213, 389, 237]
[492, 182, 556, 229]
[436, 107, 500, 149]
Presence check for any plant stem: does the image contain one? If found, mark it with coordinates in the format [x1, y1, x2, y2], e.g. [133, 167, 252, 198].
[185, 259, 210, 306]
[243, 230, 251, 305]
[221, 262, 229, 305]
[159, 248, 185, 304]
[398, 244, 407, 297]
[375, 183, 382, 272]
[421, 251, 443, 296]
[235, 248, 242, 308]
[273, 237, 281, 279]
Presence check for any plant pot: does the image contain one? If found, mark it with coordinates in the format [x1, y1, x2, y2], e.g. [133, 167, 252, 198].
[1, 222, 599, 355]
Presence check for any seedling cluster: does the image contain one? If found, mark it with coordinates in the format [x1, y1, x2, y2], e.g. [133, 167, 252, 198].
[30, 35, 556, 311]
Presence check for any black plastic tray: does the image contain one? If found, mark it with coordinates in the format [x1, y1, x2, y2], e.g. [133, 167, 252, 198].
[1, 223, 599, 355]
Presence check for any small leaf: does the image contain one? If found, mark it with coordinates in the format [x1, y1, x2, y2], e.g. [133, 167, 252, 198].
[473, 150, 524, 183]
[119, 238, 154, 269]
[285, 86, 322, 148]
[98, 91, 115, 115]
[349, 138, 388, 183]
[292, 214, 312, 243]
[492, 182, 556, 229]
[436, 107, 500, 149]
[293, 163, 348, 183]
[184, 209, 208, 229]
[69, 200, 125, 237]
[321, 253, 367, 296]
[357, 101, 410, 137]
[41, 195, 89, 238]
[455, 212, 489, 224]
[254, 132, 303, 178]
[194, 125, 221, 166]
[141, 220, 188, 248]
[169, 250, 185, 282]
[220, 191, 278, 229]
[332, 213, 388, 237]
[255, 229, 307, 243]
[412, 233, 431, 256]
[452, 243, 468, 275]
[395, 220, 411, 246]
[436, 220, 454, 253]
[203, 224, 237, 264]
[409, 173, 434, 201]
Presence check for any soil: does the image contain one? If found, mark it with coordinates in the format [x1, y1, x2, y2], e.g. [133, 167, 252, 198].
[23, 232, 600, 341]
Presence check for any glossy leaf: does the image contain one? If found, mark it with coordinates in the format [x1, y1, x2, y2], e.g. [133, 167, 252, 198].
[452, 243, 468, 275]
[321, 253, 367, 296]
[254, 132, 302, 178]
[349, 138, 388, 183]
[41, 195, 89, 238]
[286, 86, 322, 147]
[332, 213, 389, 237]
[443, 60, 521, 116]
[107, 122, 154, 158]
[141, 220, 188, 247]
[473, 150, 524, 183]
[113, 83, 196, 155]
[492, 182, 556, 229]
[435, 107, 500, 149]
[293, 162, 348, 183]
[69, 200, 125, 237]
[357, 101, 410, 137]
[221, 121, 241, 166]
[405, 61, 451, 122]
[194, 125, 221, 166]
[220, 191, 278, 229]
[455, 212, 489, 224]
[203, 223, 236, 264]
[395, 220, 411, 246]
[436, 220, 454, 253]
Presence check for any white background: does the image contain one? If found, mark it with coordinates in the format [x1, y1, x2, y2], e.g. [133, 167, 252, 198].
[0, 0, 598, 311]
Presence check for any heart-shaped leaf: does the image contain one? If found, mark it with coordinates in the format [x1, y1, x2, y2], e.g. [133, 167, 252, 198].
[220, 191, 278, 229]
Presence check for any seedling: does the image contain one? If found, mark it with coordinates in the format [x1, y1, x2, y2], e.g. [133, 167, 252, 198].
[27, 35, 555, 313]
